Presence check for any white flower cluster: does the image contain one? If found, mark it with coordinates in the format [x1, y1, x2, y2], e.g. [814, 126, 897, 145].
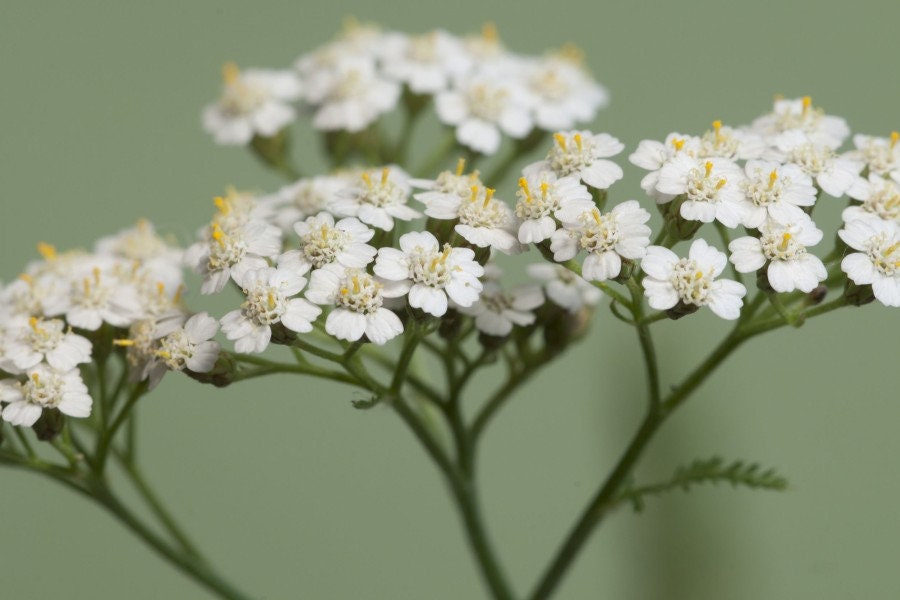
[629, 97, 900, 308]
[203, 22, 609, 155]
[0, 222, 220, 427]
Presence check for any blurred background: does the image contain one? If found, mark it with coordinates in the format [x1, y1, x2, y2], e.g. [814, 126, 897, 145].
[2, 0, 899, 598]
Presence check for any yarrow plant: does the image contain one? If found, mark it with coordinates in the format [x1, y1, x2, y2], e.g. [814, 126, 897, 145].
[2, 20, 898, 600]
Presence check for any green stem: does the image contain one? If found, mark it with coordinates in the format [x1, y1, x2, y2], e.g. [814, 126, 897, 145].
[627, 279, 660, 407]
[94, 382, 147, 474]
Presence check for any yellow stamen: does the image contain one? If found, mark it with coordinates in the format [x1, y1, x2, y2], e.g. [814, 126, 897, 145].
[211, 224, 226, 247]
[483, 187, 495, 209]
[156, 282, 166, 297]
[31, 373, 40, 385]
[884, 241, 900, 256]
[768, 170, 779, 189]
[352, 276, 360, 294]
[470, 185, 480, 202]
[156, 350, 172, 359]
[716, 178, 727, 190]
[780, 232, 792, 251]
[553, 133, 567, 151]
[222, 61, 240, 86]
[267, 292, 277, 310]
[672, 138, 685, 151]
[113, 339, 135, 347]
[704, 161, 714, 178]
[482, 22, 498, 42]
[802, 95, 812, 115]
[591, 208, 602, 225]
[28, 317, 39, 331]
[439, 244, 452, 265]
[361, 172, 373, 188]
[712, 120, 723, 141]
[519, 178, 532, 203]
[92, 267, 101, 285]
[891, 131, 899, 149]
[540, 182, 550, 198]
[83, 278, 91, 296]
[37, 242, 57, 261]
[321, 225, 329, 240]
[694, 271, 704, 280]
[381, 167, 390, 186]
[455, 158, 466, 176]
[214, 196, 230, 214]
[340, 287, 349, 295]
[573, 133, 583, 152]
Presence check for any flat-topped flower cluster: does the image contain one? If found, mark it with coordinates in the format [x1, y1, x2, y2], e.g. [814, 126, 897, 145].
[202, 21, 608, 154]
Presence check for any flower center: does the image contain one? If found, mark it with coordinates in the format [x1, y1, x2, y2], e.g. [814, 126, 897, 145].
[467, 83, 507, 121]
[578, 209, 619, 253]
[480, 291, 514, 313]
[760, 231, 806, 261]
[23, 372, 64, 408]
[743, 168, 787, 207]
[515, 177, 561, 220]
[207, 224, 247, 271]
[530, 67, 569, 100]
[156, 330, 192, 371]
[26, 318, 65, 353]
[75, 268, 112, 310]
[457, 186, 507, 228]
[670, 259, 713, 305]
[336, 270, 384, 315]
[868, 235, 900, 276]
[359, 168, 405, 207]
[863, 182, 900, 222]
[788, 143, 834, 176]
[700, 120, 740, 159]
[774, 95, 823, 132]
[242, 285, 287, 325]
[548, 133, 594, 176]
[291, 182, 330, 214]
[434, 160, 482, 196]
[219, 63, 267, 116]
[686, 161, 728, 203]
[408, 32, 438, 62]
[408, 244, 454, 288]
[303, 224, 351, 268]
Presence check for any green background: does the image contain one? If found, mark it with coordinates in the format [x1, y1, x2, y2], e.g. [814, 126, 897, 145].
[2, 1, 899, 598]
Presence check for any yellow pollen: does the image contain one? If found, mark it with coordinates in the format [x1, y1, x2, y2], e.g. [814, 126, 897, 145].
[28, 316, 39, 331]
[553, 133, 567, 151]
[470, 185, 480, 202]
[92, 267, 101, 285]
[884, 241, 900, 256]
[716, 178, 727, 190]
[672, 138, 685, 151]
[573, 134, 583, 152]
[482, 22, 498, 42]
[31, 373, 40, 385]
[267, 292, 277, 310]
[780, 232, 792, 250]
[768, 170, 779, 189]
[361, 172, 373, 188]
[352, 276, 360, 294]
[82, 277, 91, 296]
[891, 131, 899, 149]
[211, 224, 226, 247]
[591, 208, 602, 225]
[156, 350, 172, 359]
[439, 245, 452, 264]
[214, 196, 231, 214]
[704, 161, 714, 177]
[519, 178, 532, 203]
[321, 225, 329, 240]
[222, 61, 240, 86]
[802, 95, 812, 115]
[712, 120, 723, 141]
[694, 271, 703, 280]
[540, 182, 549, 198]
[37, 242, 57, 261]
[483, 187, 495, 209]
[113, 339, 135, 347]
[340, 287, 349, 295]
[455, 157, 466, 176]
[380, 167, 390, 186]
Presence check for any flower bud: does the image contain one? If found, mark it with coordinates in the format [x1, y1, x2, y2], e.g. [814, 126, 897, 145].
[186, 353, 236, 388]
[843, 281, 876, 307]
[32, 408, 64, 442]
[665, 301, 700, 320]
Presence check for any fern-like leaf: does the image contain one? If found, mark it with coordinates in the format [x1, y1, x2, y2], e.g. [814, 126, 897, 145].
[615, 456, 788, 513]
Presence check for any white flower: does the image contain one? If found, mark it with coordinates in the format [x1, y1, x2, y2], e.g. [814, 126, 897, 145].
[0, 365, 92, 427]
[457, 281, 544, 337]
[6, 317, 92, 372]
[264, 175, 349, 232]
[374, 232, 484, 317]
[656, 156, 746, 227]
[94, 219, 184, 289]
[629, 134, 701, 204]
[435, 75, 532, 155]
[641, 239, 746, 320]
[220, 268, 321, 353]
[415, 179, 520, 255]
[696, 120, 766, 161]
[411, 158, 484, 206]
[45, 262, 143, 331]
[184, 217, 282, 295]
[380, 30, 471, 94]
[294, 19, 385, 76]
[751, 96, 850, 149]
[846, 132, 900, 181]
[330, 166, 421, 231]
[279, 212, 376, 275]
[303, 56, 400, 133]
[520, 52, 609, 131]
[525, 131, 624, 190]
[305, 265, 403, 345]
[729, 219, 827, 293]
[156, 313, 221, 374]
[775, 130, 863, 197]
[526, 263, 601, 313]
[844, 174, 900, 225]
[551, 201, 651, 281]
[839, 218, 900, 306]
[737, 160, 817, 228]
[514, 172, 593, 244]
[202, 63, 302, 145]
